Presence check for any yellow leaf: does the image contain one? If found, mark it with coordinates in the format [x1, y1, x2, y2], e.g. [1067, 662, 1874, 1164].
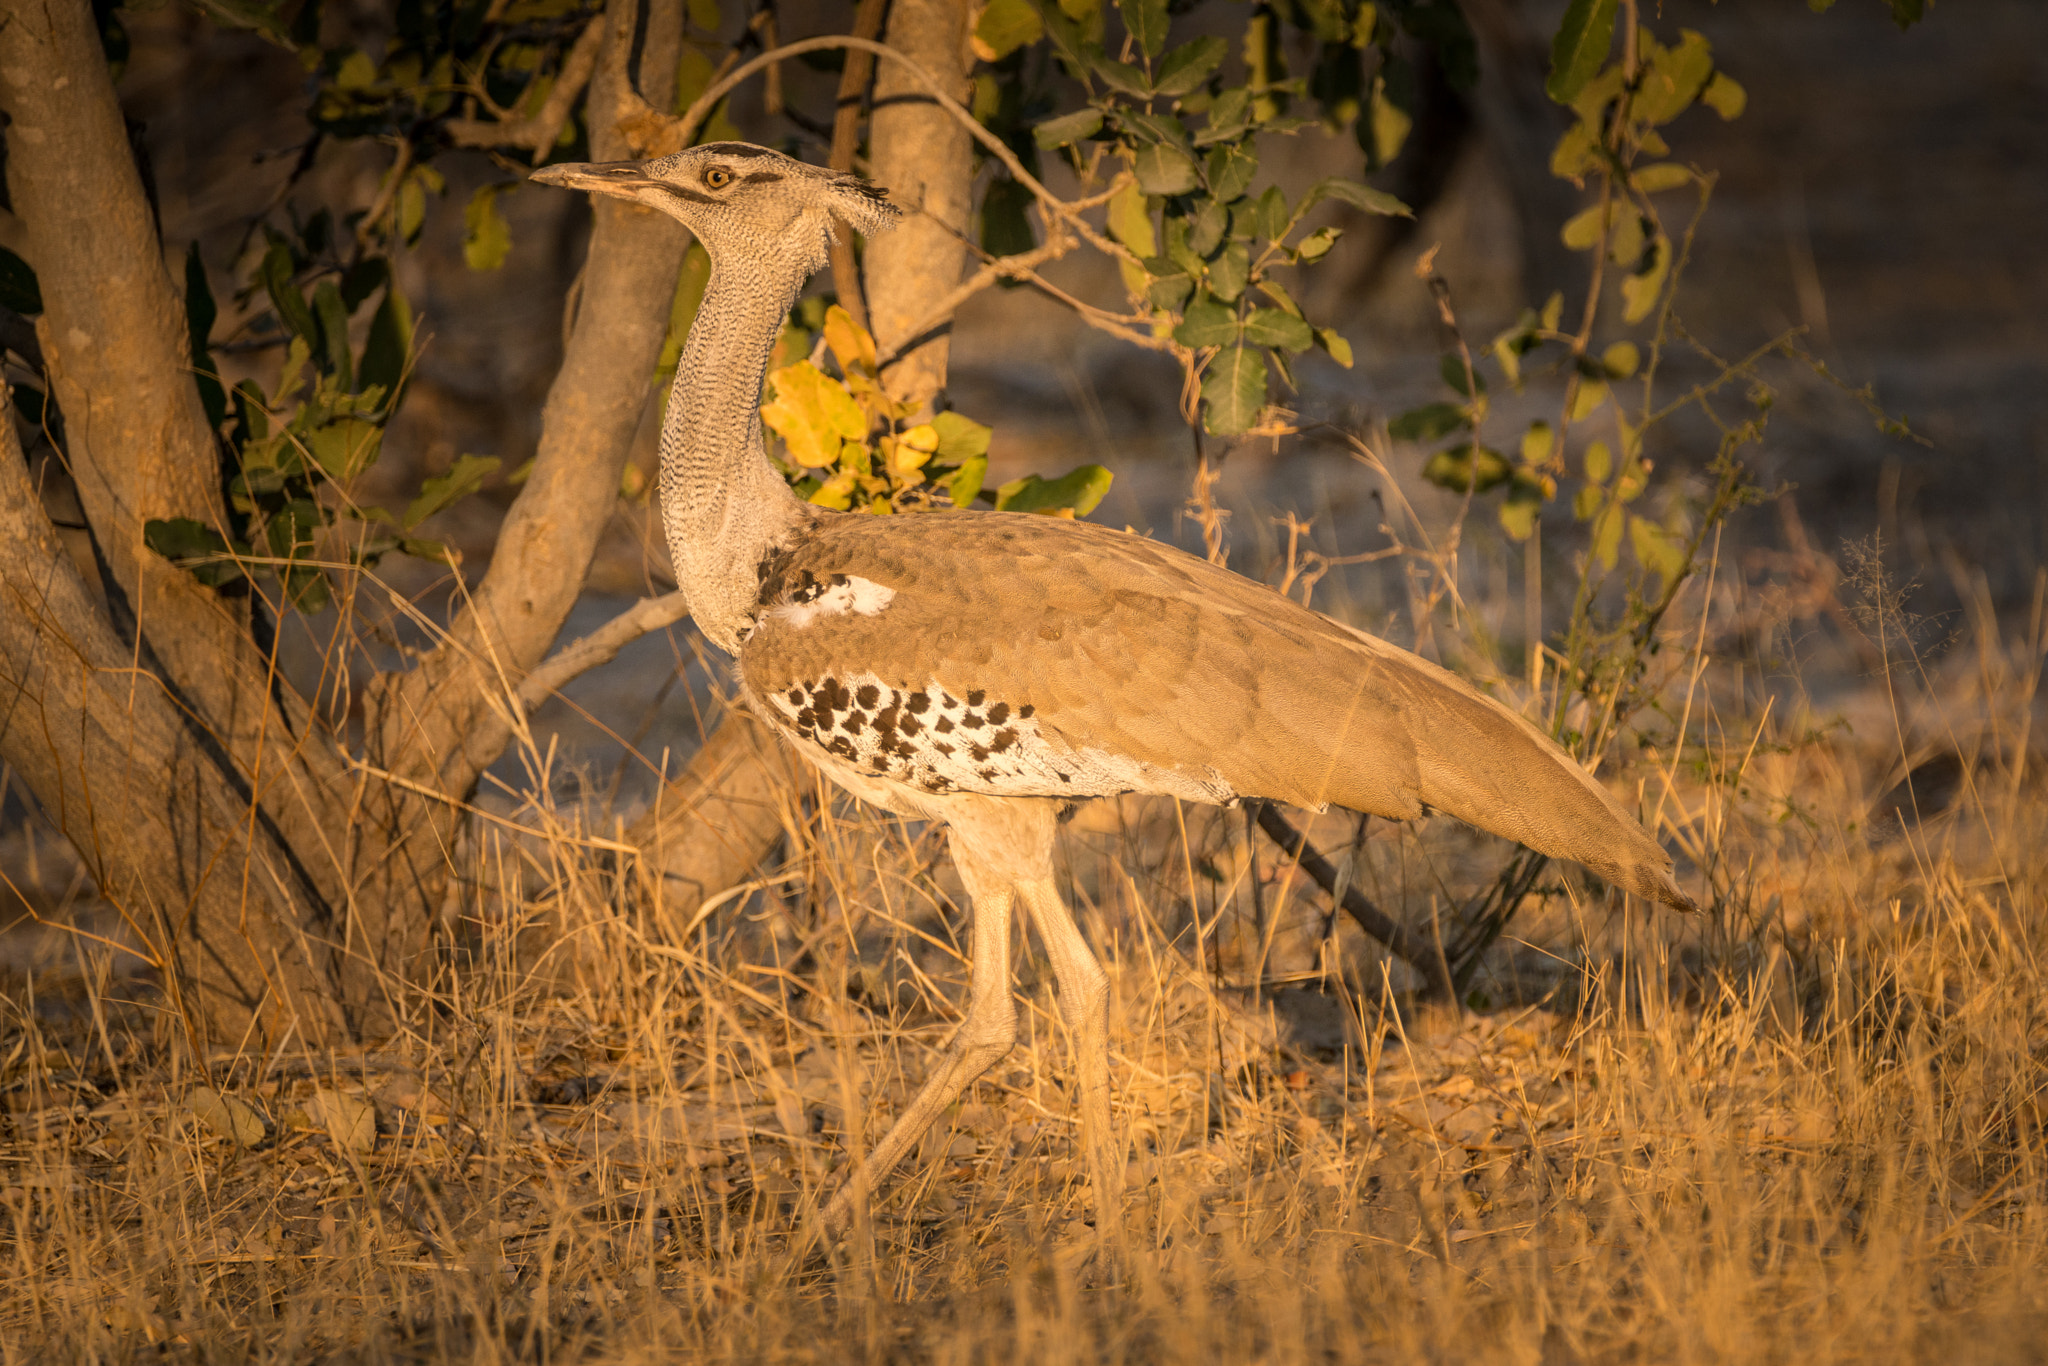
[1106, 180, 1157, 258]
[807, 468, 858, 509]
[1521, 421, 1555, 465]
[761, 362, 867, 468]
[1602, 340, 1640, 379]
[1570, 377, 1609, 422]
[822, 304, 878, 377]
[1592, 500, 1625, 569]
[1583, 439, 1612, 483]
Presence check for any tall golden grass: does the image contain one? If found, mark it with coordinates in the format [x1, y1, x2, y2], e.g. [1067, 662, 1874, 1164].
[0, 541, 2042, 1364]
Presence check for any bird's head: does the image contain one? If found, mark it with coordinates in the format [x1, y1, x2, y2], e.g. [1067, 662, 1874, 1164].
[531, 142, 898, 277]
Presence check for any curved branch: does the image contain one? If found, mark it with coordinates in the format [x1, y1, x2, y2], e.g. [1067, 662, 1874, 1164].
[514, 590, 692, 712]
[446, 14, 606, 163]
[667, 36, 1137, 268]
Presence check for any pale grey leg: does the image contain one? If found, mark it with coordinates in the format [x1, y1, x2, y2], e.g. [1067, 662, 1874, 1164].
[819, 835, 1018, 1236]
[1016, 875, 1124, 1240]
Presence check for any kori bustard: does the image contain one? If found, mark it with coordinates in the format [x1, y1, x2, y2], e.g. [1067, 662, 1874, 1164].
[533, 143, 1694, 1237]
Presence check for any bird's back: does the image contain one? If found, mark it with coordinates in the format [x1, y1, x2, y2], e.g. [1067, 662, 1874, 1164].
[741, 508, 1691, 909]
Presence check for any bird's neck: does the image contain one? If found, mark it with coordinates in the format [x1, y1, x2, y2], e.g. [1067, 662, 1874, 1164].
[657, 255, 812, 654]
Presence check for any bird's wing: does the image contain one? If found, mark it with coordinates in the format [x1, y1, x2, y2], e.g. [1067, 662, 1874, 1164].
[741, 510, 1692, 909]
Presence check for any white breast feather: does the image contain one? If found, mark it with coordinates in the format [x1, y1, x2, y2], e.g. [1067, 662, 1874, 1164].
[769, 575, 896, 629]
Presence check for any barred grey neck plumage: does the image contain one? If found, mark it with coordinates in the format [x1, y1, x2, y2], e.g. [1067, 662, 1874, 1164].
[530, 142, 901, 654]
[656, 251, 811, 654]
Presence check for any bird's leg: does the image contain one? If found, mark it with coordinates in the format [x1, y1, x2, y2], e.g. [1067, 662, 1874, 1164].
[1015, 876, 1123, 1242]
[818, 844, 1017, 1237]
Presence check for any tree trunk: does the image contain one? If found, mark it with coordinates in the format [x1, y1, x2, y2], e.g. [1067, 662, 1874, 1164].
[864, 0, 976, 412]
[0, 386, 348, 1044]
[0, 0, 687, 1045]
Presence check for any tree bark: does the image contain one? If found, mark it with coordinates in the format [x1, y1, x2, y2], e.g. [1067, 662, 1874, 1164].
[368, 0, 686, 794]
[0, 389, 347, 1045]
[863, 0, 975, 412]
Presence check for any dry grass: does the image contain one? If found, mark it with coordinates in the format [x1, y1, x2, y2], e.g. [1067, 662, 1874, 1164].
[2, 561, 2044, 1365]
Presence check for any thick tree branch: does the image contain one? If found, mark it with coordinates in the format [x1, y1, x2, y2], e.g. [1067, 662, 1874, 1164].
[371, 0, 686, 793]
[514, 590, 692, 712]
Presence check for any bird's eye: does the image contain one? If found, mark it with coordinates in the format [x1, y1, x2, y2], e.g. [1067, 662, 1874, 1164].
[704, 166, 732, 189]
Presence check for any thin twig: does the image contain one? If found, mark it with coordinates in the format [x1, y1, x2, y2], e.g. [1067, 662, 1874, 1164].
[1253, 804, 1455, 1002]
[668, 36, 1137, 268]
[445, 14, 606, 162]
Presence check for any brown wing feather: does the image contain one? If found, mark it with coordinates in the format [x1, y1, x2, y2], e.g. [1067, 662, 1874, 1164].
[743, 510, 1692, 909]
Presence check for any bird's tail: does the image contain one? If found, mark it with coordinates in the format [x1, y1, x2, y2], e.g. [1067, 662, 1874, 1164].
[1313, 625, 1697, 912]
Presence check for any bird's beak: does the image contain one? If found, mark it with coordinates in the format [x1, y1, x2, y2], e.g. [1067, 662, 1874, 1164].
[529, 160, 660, 198]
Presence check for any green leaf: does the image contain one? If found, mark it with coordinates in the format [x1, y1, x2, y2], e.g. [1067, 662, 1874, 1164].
[1546, 0, 1618, 105]
[0, 246, 43, 316]
[1584, 439, 1612, 483]
[1119, 0, 1169, 57]
[944, 454, 988, 508]
[996, 463, 1114, 515]
[1242, 308, 1312, 352]
[1202, 142, 1259, 207]
[462, 183, 515, 271]
[1301, 176, 1411, 218]
[1201, 345, 1266, 435]
[1251, 185, 1288, 240]
[1174, 301, 1240, 349]
[973, 0, 1043, 62]
[359, 278, 414, 399]
[184, 243, 226, 428]
[1296, 226, 1340, 262]
[1421, 443, 1512, 494]
[1144, 262, 1194, 311]
[931, 412, 993, 462]
[1196, 87, 1252, 146]
[1154, 36, 1227, 97]
[1630, 514, 1687, 584]
[404, 454, 500, 529]
[980, 177, 1037, 258]
[259, 241, 318, 345]
[1314, 328, 1353, 369]
[1184, 200, 1228, 257]
[1092, 55, 1151, 96]
[1440, 353, 1485, 397]
[1034, 107, 1104, 149]
[190, 0, 293, 47]
[400, 537, 461, 567]
[144, 517, 247, 588]
[761, 361, 868, 468]
[1107, 181, 1158, 256]
[1522, 422, 1555, 464]
[313, 280, 352, 390]
[1388, 402, 1469, 443]
[1133, 144, 1200, 196]
[1207, 240, 1249, 303]
[1700, 70, 1747, 120]
[305, 418, 383, 479]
